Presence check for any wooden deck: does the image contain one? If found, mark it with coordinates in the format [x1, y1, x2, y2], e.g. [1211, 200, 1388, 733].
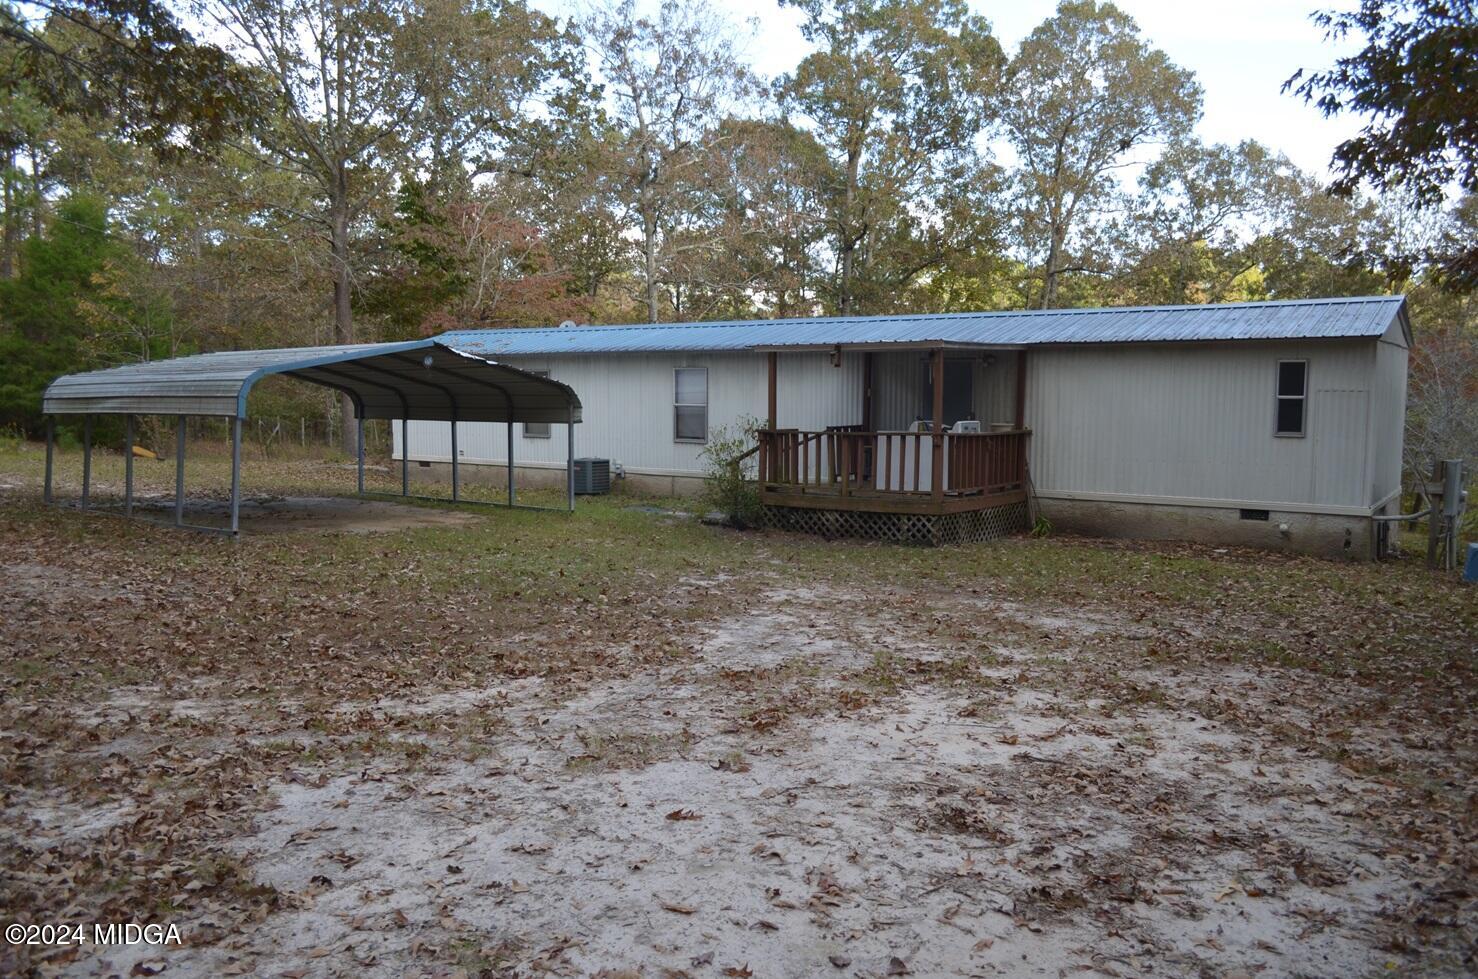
[754, 428, 1030, 517]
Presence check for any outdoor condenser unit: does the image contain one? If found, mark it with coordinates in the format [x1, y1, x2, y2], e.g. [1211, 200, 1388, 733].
[573, 458, 611, 495]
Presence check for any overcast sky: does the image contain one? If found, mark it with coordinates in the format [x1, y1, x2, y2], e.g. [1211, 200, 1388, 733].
[539, 0, 1366, 180]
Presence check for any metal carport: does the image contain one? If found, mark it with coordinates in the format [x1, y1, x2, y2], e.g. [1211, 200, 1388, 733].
[40, 339, 583, 534]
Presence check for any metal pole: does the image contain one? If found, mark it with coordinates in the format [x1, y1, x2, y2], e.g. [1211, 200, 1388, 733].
[451, 418, 460, 503]
[124, 414, 134, 518]
[507, 419, 515, 506]
[356, 417, 365, 496]
[43, 417, 54, 504]
[175, 415, 186, 527]
[401, 417, 409, 497]
[566, 405, 575, 512]
[81, 415, 92, 510]
[230, 415, 242, 535]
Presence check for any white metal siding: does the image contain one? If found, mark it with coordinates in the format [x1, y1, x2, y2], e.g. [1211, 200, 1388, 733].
[397, 350, 863, 474]
[1370, 337, 1408, 504]
[393, 338, 1397, 514]
[1026, 341, 1378, 509]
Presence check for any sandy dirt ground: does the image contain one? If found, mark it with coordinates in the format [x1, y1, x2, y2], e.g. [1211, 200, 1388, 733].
[14, 581, 1471, 979]
[0, 450, 1472, 979]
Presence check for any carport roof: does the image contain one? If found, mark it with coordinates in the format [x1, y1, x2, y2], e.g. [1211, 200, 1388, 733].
[41, 339, 581, 423]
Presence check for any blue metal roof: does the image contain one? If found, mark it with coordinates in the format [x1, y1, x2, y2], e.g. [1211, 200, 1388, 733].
[438, 296, 1408, 356]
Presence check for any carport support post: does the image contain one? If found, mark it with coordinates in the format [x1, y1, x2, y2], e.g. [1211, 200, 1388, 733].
[81, 414, 92, 510]
[124, 414, 134, 517]
[229, 415, 242, 534]
[401, 417, 409, 496]
[451, 417, 460, 503]
[356, 418, 365, 496]
[566, 405, 575, 512]
[174, 415, 186, 527]
[507, 420, 515, 506]
[43, 417, 54, 504]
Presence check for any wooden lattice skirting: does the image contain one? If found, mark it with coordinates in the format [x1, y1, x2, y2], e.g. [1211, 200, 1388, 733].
[762, 500, 1029, 546]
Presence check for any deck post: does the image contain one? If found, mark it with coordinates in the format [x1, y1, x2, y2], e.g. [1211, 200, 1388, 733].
[229, 415, 242, 534]
[766, 351, 779, 487]
[931, 348, 944, 504]
[767, 351, 777, 429]
[1015, 349, 1028, 430]
[356, 417, 365, 495]
[566, 404, 575, 512]
[81, 414, 92, 510]
[43, 417, 54, 504]
[451, 417, 460, 503]
[401, 417, 409, 496]
[174, 415, 186, 526]
[507, 419, 515, 506]
[124, 414, 134, 517]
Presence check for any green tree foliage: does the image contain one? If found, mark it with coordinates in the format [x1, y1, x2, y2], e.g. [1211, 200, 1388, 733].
[586, 0, 755, 323]
[999, 0, 1200, 308]
[779, 0, 1003, 315]
[1, 1, 258, 153]
[1288, 0, 1477, 289]
[0, 193, 159, 431]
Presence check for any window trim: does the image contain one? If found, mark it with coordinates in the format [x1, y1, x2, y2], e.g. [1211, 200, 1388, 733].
[523, 370, 552, 438]
[1274, 359, 1308, 438]
[673, 366, 709, 444]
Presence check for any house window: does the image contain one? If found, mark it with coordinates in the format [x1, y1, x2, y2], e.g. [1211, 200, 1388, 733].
[524, 370, 551, 438]
[1275, 360, 1307, 437]
[674, 367, 708, 442]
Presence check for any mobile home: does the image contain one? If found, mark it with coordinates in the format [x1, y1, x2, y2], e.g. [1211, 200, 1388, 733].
[398, 296, 1410, 557]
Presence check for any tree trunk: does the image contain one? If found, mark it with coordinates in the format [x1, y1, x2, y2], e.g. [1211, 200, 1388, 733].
[1, 145, 14, 279]
[642, 203, 660, 323]
[838, 141, 862, 316]
[330, 173, 357, 453]
[1039, 224, 1065, 310]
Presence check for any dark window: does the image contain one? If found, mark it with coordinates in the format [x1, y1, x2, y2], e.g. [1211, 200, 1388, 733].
[1275, 360, 1307, 436]
[524, 370, 551, 438]
[675, 367, 708, 442]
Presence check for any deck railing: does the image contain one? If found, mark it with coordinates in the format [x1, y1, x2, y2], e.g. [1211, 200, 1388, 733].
[756, 428, 1029, 497]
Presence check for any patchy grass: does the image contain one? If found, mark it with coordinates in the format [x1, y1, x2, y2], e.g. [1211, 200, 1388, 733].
[0, 443, 1474, 978]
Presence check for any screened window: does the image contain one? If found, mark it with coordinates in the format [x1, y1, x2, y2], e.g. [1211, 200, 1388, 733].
[524, 370, 551, 438]
[674, 367, 708, 442]
[1275, 360, 1307, 436]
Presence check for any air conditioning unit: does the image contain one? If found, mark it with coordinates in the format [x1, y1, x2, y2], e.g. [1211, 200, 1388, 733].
[573, 458, 611, 494]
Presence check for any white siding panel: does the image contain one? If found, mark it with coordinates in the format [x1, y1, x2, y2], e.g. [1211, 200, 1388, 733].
[1027, 341, 1376, 508]
[1370, 339, 1408, 503]
[397, 350, 863, 475]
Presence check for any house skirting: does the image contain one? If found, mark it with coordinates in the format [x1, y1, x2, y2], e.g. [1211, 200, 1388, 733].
[1034, 493, 1385, 560]
[763, 499, 1029, 546]
[409, 460, 706, 497]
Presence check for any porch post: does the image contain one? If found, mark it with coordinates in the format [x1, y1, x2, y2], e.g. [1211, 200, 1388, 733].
[766, 351, 778, 487]
[767, 351, 778, 429]
[1015, 349, 1028, 430]
[931, 347, 944, 504]
[229, 415, 242, 534]
[124, 414, 135, 517]
[43, 417, 54, 504]
[174, 415, 186, 526]
[862, 352, 874, 430]
[80, 414, 92, 510]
